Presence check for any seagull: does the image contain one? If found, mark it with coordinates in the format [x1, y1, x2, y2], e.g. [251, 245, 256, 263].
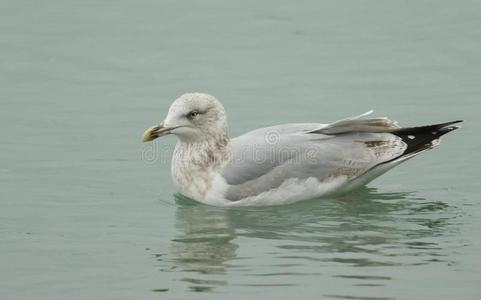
[143, 93, 461, 206]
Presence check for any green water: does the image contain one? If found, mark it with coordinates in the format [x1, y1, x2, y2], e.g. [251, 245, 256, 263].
[1, 0, 480, 299]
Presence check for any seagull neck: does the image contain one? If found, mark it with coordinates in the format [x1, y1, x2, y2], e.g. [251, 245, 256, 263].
[171, 133, 231, 199]
[174, 132, 231, 169]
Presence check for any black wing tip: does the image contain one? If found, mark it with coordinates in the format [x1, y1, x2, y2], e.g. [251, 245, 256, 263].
[430, 120, 463, 129]
[391, 120, 462, 156]
[438, 120, 463, 132]
[445, 120, 463, 126]
[392, 120, 463, 134]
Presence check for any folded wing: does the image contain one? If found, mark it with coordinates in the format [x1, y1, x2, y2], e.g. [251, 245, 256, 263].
[221, 113, 407, 201]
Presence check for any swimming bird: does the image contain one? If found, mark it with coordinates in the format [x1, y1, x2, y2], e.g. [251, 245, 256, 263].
[143, 93, 461, 206]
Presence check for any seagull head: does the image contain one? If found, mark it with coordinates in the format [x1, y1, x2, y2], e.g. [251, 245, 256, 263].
[143, 93, 228, 143]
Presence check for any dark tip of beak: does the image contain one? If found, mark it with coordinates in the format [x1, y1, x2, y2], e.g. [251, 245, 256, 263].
[143, 124, 180, 142]
[143, 125, 163, 142]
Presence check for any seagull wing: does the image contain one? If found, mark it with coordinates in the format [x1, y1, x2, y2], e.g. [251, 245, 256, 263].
[221, 114, 406, 201]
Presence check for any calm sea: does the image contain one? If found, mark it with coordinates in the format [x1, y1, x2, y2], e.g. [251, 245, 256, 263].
[1, 1, 480, 299]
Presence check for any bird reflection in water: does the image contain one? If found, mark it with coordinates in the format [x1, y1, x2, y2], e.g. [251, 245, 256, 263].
[169, 194, 237, 292]
[164, 188, 460, 295]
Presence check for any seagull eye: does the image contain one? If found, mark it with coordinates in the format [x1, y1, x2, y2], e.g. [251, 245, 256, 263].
[188, 111, 199, 119]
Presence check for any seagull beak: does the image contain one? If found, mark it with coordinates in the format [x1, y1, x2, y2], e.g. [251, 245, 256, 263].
[142, 123, 174, 142]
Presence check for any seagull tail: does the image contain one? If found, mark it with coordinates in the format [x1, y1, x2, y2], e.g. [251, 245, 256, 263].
[390, 120, 463, 156]
[341, 120, 462, 193]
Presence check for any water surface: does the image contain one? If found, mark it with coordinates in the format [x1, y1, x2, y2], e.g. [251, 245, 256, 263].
[1, 0, 480, 299]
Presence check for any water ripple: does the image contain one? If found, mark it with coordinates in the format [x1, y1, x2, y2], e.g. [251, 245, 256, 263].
[155, 188, 464, 295]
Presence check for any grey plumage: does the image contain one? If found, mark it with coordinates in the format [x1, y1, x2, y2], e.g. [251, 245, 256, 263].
[222, 120, 407, 201]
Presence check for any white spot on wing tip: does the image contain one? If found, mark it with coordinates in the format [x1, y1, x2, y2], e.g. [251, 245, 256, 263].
[408, 135, 415, 140]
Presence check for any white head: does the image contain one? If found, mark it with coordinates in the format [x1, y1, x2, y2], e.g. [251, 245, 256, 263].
[143, 93, 228, 143]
